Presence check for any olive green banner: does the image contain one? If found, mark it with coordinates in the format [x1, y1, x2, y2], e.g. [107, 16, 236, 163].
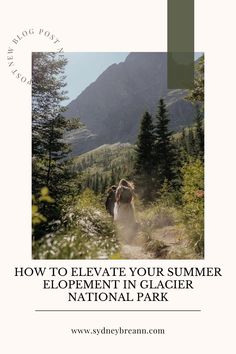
[168, 0, 194, 89]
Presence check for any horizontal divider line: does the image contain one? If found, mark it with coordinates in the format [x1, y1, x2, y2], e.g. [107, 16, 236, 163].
[35, 309, 201, 312]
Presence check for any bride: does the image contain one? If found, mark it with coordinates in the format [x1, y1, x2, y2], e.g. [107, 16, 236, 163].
[114, 179, 137, 242]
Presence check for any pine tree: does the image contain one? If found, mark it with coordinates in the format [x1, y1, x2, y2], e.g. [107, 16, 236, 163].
[188, 128, 195, 156]
[174, 129, 188, 172]
[134, 111, 155, 201]
[110, 168, 116, 186]
[32, 52, 71, 197]
[99, 175, 104, 193]
[153, 98, 176, 188]
[134, 112, 155, 175]
[94, 173, 99, 194]
[32, 53, 80, 236]
[194, 105, 204, 159]
[86, 174, 91, 189]
[103, 174, 109, 192]
[181, 129, 188, 153]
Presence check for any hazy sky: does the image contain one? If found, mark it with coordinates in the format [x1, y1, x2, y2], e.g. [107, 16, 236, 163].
[63, 52, 203, 105]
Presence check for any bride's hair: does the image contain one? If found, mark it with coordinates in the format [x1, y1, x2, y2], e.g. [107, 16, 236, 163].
[119, 178, 134, 190]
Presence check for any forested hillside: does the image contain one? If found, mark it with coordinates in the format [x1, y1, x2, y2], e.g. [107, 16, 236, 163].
[73, 143, 135, 193]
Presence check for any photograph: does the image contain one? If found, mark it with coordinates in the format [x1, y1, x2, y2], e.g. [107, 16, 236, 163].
[2, 0, 236, 353]
[32, 52, 204, 260]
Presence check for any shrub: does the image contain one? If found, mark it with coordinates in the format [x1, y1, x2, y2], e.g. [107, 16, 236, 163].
[181, 159, 204, 255]
[32, 187, 55, 225]
[158, 179, 178, 207]
[32, 189, 119, 259]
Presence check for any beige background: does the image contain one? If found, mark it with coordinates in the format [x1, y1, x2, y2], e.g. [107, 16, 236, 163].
[0, 0, 235, 353]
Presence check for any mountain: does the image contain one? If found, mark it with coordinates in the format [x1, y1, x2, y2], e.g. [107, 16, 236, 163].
[64, 52, 198, 156]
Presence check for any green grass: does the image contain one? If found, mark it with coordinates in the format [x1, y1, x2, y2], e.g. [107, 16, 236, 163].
[136, 200, 203, 259]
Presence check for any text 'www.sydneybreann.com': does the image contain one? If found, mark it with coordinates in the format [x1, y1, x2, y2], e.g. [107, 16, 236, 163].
[71, 327, 165, 335]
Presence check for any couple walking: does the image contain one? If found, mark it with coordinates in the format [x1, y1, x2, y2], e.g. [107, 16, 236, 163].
[105, 179, 137, 242]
